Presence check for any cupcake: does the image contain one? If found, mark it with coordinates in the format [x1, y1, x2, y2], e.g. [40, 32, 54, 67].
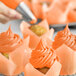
[20, 19, 54, 49]
[53, 25, 76, 76]
[43, 0, 72, 24]
[0, 26, 30, 76]
[31, 0, 52, 19]
[24, 39, 61, 76]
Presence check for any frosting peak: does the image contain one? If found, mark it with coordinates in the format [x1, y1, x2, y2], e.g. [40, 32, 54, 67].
[53, 25, 76, 51]
[0, 26, 23, 53]
[30, 40, 58, 68]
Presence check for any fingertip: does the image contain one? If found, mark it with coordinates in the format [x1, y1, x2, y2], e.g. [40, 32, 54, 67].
[14, 13, 23, 19]
[29, 19, 37, 24]
[7, 9, 23, 19]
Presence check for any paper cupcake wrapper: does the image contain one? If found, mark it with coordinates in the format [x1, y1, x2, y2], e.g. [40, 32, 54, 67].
[24, 60, 61, 76]
[9, 36, 31, 75]
[0, 36, 31, 76]
[0, 53, 16, 76]
[55, 44, 76, 75]
[20, 20, 54, 49]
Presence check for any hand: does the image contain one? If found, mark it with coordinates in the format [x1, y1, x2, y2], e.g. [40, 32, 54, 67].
[0, 1, 22, 24]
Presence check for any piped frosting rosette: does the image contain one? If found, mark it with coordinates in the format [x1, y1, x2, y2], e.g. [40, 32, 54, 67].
[53, 25, 76, 76]
[0, 27, 31, 76]
[20, 19, 54, 50]
[24, 39, 61, 76]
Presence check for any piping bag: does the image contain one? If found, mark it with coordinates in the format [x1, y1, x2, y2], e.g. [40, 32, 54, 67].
[0, 0, 37, 24]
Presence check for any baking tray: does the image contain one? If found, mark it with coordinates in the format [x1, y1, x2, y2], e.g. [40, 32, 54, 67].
[50, 23, 76, 31]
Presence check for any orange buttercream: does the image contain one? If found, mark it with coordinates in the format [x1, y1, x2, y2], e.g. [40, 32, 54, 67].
[0, 26, 23, 53]
[53, 25, 76, 51]
[30, 40, 58, 68]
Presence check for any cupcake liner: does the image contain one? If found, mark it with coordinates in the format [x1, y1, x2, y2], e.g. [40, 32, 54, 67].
[55, 44, 76, 75]
[20, 21, 40, 49]
[0, 53, 16, 76]
[24, 60, 61, 76]
[0, 36, 31, 76]
[9, 36, 31, 75]
[20, 19, 54, 49]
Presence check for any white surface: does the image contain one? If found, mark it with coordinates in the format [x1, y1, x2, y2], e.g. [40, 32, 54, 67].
[0, 19, 23, 38]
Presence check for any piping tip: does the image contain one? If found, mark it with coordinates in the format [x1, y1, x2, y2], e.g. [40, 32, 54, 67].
[29, 19, 37, 24]
[16, 2, 37, 24]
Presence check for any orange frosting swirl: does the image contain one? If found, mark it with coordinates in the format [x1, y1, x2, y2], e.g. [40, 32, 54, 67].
[53, 25, 76, 51]
[30, 40, 58, 68]
[0, 26, 23, 53]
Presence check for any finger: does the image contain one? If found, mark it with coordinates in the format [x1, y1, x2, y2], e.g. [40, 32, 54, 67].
[0, 1, 22, 19]
[0, 14, 10, 24]
[5, 8, 23, 19]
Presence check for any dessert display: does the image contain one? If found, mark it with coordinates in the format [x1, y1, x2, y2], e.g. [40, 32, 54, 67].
[0, 27, 30, 76]
[24, 39, 61, 76]
[53, 25, 76, 76]
[0, 21, 76, 76]
[20, 19, 54, 49]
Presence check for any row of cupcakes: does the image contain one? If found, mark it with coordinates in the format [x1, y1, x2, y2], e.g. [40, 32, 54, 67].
[20, 19, 76, 76]
[0, 19, 76, 76]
